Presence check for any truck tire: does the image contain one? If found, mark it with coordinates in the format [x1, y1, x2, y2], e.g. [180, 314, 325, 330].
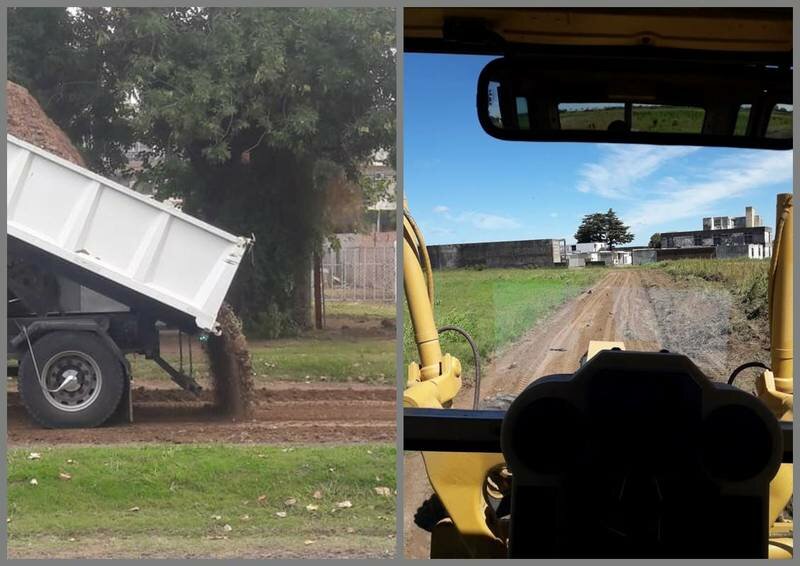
[18, 331, 125, 428]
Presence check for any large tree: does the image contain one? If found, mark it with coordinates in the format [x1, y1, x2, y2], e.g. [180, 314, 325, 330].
[8, 7, 135, 174]
[574, 209, 634, 250]
[8, 7, 396, 336]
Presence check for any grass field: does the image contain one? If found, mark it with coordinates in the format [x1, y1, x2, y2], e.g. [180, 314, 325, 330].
[324, 302, 395, 319]
[403, 267, 606, 380]
[247, 339, 394, 384]
[130, 338, 394, 385]
[558, 106, 705, 133]
[128, 302, 396, 385]
[8, 443, 395, 558]
[649, 258, 769, 320]
[558, 106, 791, 137]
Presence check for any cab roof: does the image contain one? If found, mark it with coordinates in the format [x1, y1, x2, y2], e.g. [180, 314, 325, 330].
[405, 8, 792, 60]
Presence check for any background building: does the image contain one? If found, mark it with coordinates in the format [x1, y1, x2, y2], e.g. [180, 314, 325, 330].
[702, 206, 762, 231]
[661, 205, 772, 259]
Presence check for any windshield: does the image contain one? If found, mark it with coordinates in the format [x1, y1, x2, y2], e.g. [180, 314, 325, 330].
[404, 52, 792, 405]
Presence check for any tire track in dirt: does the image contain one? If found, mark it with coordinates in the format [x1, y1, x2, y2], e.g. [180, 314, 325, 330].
[7, 384, 395, 446]
[471, 270, 661, 402]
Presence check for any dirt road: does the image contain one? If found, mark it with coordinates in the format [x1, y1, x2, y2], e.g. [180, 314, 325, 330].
[404, 268, 766, 558]
[8, 382, 395, 446]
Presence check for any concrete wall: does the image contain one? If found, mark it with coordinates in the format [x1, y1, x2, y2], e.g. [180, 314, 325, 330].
[632, 249, 657, 265]
[427, 239, 565, 269]
[715, 243, 770, 260]
[716, 245, 749, 260]
[655, 247, 716, 261]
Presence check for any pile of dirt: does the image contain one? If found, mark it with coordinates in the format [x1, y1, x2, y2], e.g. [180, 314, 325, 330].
[6, 81, 86, 167]
[204, 302, 255, 418]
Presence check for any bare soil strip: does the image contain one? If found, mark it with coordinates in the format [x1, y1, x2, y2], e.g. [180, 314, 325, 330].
[8, 534, 394, 560]
[7, 383, 395, 446]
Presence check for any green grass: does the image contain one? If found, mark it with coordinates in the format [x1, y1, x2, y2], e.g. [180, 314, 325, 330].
[325, 302, 395, 319]
[129, 338, 395, 385]
[738, 106, 792, 138]
[8, 444, 395, 545]
[648, 258, 769, 320]
[249, 339, 394, 384]
[403, 267, 606, 380]
[559, 106, 705, 133]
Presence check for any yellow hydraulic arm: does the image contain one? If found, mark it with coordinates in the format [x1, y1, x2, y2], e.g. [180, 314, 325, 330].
[403, 206, 506, 557]
[403, 207, 462, 408]
[757, 193, 793, 559]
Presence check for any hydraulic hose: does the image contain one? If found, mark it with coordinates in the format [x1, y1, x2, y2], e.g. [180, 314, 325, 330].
[438, 325, 482, 410]
[404, 207, 434, 304]
[727, 361, 770, 386]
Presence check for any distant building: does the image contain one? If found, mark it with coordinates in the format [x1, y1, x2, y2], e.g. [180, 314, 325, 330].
[362, 151, 396, 234]
[660, 205, 772, 260]
[702, 206, 762, 231]
[597, 250, 632, 266]
[566, 242, 632, 267]
[567, 242, 607, 264]
[569, 242, 607, 253]
[661, 226, 771, 250]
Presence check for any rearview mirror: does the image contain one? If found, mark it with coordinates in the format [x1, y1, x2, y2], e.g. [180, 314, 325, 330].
[477, 55, 792, 149]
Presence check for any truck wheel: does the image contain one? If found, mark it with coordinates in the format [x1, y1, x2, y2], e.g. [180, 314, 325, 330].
[18, 331, 125, 428]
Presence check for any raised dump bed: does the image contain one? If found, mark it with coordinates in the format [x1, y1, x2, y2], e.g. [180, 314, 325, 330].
[7, 134, 250, 333]
[7, 135, 252, 428]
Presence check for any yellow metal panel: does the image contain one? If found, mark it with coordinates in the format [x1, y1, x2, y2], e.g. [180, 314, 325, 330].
[587, 340, 626, 360]
[423, 451, 507, 558]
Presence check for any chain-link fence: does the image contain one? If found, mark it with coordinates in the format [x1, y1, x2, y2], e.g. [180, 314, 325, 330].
[321, 242, 396, 303]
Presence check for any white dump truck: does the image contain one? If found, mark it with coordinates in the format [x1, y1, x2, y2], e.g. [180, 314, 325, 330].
[7, 135, 252, 428]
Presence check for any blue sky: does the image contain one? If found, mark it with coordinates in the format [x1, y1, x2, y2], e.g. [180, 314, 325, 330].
[404, 53, 793, 246]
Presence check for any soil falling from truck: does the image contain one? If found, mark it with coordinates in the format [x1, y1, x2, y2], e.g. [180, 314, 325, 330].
[205, 302, 255, 418]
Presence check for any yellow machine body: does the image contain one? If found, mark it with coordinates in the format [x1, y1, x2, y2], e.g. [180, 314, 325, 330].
[586, 340, 626, 361]
[403, 209, 463, 409]
[404, 207, 506, 556]
[759, 194, 793, 558]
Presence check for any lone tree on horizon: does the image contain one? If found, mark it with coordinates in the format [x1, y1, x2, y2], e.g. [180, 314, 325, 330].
[575, 208, 634, 250]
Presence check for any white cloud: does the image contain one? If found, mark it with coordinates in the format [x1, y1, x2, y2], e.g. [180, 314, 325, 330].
[433, 206, 521, 231]
[625, 150, 792, 229]
[549, 212, 559, 218]
[426, 226, 454, 238]
[577, 145, 699, 199]
[456, 211, 521, 231]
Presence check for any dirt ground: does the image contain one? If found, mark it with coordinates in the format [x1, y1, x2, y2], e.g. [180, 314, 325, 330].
[477, 268, 766, 399]
[7, 308, 397, 446]
[7, 383, 394, 446]
[8, 534, 394, 560]
[403, 268, 770, 558]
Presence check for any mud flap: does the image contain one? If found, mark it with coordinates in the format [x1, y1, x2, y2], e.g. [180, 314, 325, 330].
[107, 374, 133, 424]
